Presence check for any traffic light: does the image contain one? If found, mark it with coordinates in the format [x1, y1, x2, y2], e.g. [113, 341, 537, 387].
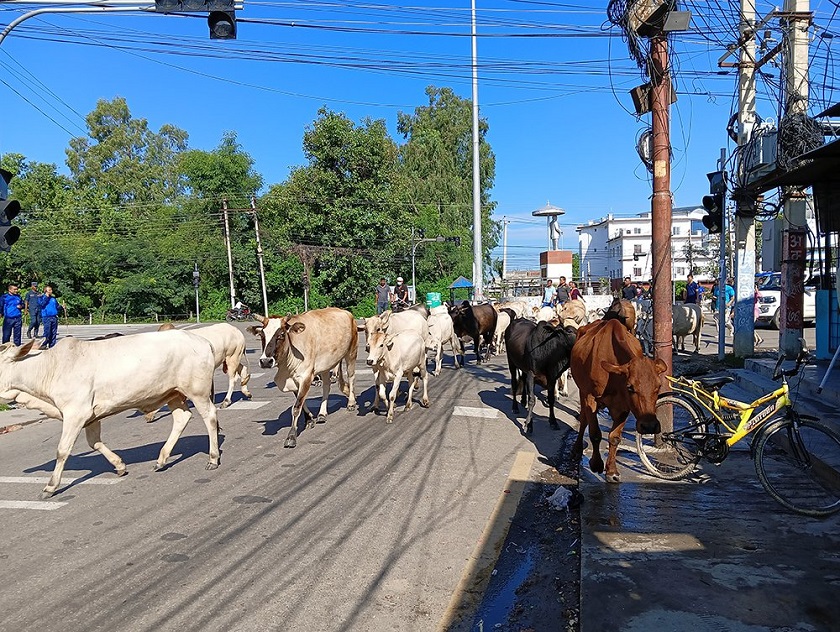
[445, 236, 461, 247]
[154, 0, 236, 39]
[701, 193, 724, 234]
[0, 169, 21, 252]
[417, 228, 425, 239]
[208, 11, 236, 39]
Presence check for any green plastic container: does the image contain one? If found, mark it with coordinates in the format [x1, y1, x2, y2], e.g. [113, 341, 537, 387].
[426, 292, 442, 308]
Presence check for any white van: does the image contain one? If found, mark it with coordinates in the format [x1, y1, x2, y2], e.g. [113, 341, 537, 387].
[755, 272, 816, 329]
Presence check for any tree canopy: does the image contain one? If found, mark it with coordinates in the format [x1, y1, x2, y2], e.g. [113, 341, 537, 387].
[1, 89, 498, 320]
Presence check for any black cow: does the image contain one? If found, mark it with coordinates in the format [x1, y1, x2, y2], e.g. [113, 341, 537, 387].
[448, 301, 497, 364]
[504, 318, 577, 434]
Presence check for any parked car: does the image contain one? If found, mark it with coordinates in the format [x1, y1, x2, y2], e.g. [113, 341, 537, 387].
[755, 272, 816, 329]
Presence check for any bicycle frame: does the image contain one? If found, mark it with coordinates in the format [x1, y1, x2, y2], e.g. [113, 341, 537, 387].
[665, 376, 792, 446]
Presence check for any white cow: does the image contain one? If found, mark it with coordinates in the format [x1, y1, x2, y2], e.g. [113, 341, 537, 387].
[0, 332, 220, 499]
[362, 310, 429, 353]
[153, 322, 252, 412]
[494, 300, 530, 319]
[534, 306, 555, 323]
[366, 330, 430, 423]
[673, 303, 704, 353]
[493, 309, 512, 355]
[427, 311, 462, 375]
[250, 308, 357, 448]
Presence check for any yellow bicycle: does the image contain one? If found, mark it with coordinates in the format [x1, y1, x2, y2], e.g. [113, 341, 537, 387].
[636, 342, 840, 517]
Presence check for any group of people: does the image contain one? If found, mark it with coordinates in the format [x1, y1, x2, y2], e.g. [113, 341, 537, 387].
[2, 281, 62, 348]
[541, 276, 580, 308]
[374, 276, 410, 315]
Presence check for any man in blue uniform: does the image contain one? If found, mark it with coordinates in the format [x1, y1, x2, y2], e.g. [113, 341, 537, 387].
[2, 283, 24, 346]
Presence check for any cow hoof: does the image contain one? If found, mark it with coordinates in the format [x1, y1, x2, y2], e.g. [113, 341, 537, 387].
[219, 400, 231, 409]
[153, 462, 166, 472]
[306, 420, 316, 430]
[205, 462, 219, 471]
[284, 438, 297, 449]
[346, 404, 357, 412]
[525, 423, 533, 435]
[316, 414, 327, 424]
[420, 399, 430, 408]
[40, 489, 55, 500]
[606, 473, 621, 483]
[386, 417, 394, 424]
[115, 468, 128, 477]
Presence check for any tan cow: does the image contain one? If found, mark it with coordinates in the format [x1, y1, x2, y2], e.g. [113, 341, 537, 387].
[250, 308, 357, 448]
[555, 298, 588, 327]
[427, 311, 461, 375]
[0, 331, 220, 499]
[361, 309, 429, 353]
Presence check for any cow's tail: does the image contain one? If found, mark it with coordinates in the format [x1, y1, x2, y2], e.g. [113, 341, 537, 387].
[336, 360, 349, 396]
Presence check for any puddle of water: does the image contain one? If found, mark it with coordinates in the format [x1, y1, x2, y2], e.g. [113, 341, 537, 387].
[470, 545, 536, 629]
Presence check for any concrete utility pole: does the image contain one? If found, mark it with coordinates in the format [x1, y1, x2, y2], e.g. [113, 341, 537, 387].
[650, 31, 673, 376]
[779, 0, 812, 357]
[222, 199, 236, 309]
[250, 196, 269, 315]
[501, 217, 509, 283]
[733, 0, 759, 357]
[470, 0, 483, 301]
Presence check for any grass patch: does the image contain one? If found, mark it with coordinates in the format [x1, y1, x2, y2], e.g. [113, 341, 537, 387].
[0, 403, 10, 412]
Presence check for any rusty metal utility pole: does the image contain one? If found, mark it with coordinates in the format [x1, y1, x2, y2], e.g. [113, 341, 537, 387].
[650, 32, 673, 376]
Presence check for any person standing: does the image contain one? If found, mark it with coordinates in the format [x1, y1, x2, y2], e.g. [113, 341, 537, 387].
[38, 284, 61, 349]
[568, 281, 582, 301]
[621, 276, 637, 301]
[24, 281, 42, 339]
[1, 283, 24, 346]
[556, 276, 570, 306]
[542, 279, 556, 308]
[684, 274, 701, 304]
[374, 277, 391, 315]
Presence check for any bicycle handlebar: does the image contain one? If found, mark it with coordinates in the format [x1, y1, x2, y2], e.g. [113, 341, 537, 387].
[771, 338, 811, 381]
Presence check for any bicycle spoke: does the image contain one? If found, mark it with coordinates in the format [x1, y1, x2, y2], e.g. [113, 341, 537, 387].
[755, 418, 840, 517]
[637, 395, 705, 480]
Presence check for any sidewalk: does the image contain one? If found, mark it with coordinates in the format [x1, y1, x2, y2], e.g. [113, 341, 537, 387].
[580, 378, 840, 632]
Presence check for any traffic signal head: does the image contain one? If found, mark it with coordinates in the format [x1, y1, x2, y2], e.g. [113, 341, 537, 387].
[701, 193, 724, 234]
[417, 228, 425, 239]
[208, 11, 236, 39]
[0, 169, 20, 252]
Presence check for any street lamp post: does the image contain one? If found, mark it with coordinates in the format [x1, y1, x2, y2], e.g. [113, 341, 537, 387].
[193, 263, 200, 324]
[412, 234, 446, 302]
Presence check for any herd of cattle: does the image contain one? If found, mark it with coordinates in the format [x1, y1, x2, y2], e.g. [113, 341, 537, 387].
[0, 294, 701, 499]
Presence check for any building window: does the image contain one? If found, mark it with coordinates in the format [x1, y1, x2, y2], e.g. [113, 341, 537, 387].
[625, 229, 631, 235]
[672, 226, 681, 235]
[676, 267, 685, 275]
[634, 227, 641, 234]
[634, 244, 642, 254]
[634, 267, 642, 277]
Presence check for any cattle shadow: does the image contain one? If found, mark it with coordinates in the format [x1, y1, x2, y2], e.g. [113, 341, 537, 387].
[255, 394, 357, 437]
[21, 434, 225, 494]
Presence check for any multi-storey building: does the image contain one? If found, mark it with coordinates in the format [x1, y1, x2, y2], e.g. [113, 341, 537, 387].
[577, 206, 714, 285]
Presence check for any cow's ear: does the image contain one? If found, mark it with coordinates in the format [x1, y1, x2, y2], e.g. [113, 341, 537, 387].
[385, 336, 396, 349]
[289, 322, 306, 334]
[654, 358, 668, 375]
[246, 325, 263, 337]
[600, 360, 628, 376]
[380, 312, 391, 326]
[7, 339, 41, 361]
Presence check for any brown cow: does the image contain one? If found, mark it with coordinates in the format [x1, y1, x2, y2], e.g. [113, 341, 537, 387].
[570, 318, 666, 482]
[249, 308, 357, 448]
[448, 301, 497, 364]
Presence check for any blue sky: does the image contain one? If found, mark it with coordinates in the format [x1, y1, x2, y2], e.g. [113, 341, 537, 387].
[1, 0, 837, 271]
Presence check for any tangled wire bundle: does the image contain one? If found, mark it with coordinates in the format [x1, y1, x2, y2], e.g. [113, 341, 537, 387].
[777, 114, 824, 170]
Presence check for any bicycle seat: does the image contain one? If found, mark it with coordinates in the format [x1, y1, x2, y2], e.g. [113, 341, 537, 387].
[696, 376, 734, 391]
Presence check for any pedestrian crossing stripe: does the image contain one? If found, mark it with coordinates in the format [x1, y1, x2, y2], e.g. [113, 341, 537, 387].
[0, 500, 67, 510]
[0, 476, 124, 485]
[453, 406, 499, 418]
[225, 400, 270, 410]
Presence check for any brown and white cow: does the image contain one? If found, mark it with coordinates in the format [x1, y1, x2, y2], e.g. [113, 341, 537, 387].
[365, 330, 430, 423]
[0, 331, 220, 498]
[570, 318, 666, 482]
[249, 308, 357, 448]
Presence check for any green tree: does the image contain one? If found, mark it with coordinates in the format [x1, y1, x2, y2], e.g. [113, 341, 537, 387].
[397, 86, 499, 294]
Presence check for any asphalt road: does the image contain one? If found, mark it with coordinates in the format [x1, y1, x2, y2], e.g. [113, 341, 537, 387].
[0, 322, 570, 632]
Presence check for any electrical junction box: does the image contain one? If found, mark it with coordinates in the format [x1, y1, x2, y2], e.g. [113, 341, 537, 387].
[745, 130, 777, 183]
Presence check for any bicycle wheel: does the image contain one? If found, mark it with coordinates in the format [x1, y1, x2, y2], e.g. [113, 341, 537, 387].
[754, 414, 840, 517]
[636, 394, 706, 480]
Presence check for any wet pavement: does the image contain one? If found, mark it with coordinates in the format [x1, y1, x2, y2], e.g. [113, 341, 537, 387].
[580, 380, 840, 632]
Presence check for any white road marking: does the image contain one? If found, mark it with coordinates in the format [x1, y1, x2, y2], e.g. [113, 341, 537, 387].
[0, 500, 67, 510]
[0, 476, 124, 486]
[249, 372, 265, 378]
[452, 406, 499, 418]
[226, 400, 270, 410]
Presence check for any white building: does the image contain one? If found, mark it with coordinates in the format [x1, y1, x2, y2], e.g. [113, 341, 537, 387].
[577, 206, 714, 286]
